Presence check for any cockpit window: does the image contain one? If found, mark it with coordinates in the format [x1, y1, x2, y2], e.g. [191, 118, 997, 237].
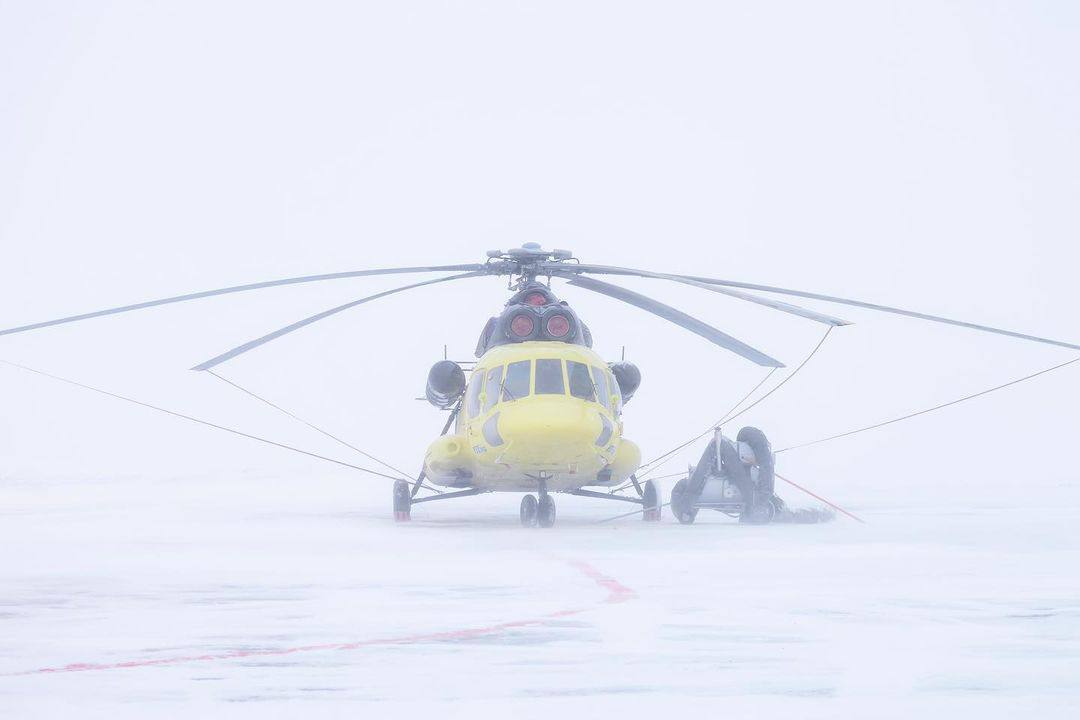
[466, 371, 484, 418]
[502, 360, 530, 402]
[567, 361, 595, 401]
[484, 365, 503, 412]
[591, 366, 611, 410]
[535, 359, 565, 394]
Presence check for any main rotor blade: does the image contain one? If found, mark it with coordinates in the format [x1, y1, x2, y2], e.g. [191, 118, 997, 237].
[0, 263, 487, 338]
[674, 277, 851, 326]
[192, 271, 486, 371]
[558, 263, 849, 326]
[561, 263, 1080, 351]
[679, 274, 1080, 351]
[560, 274, 784, 367]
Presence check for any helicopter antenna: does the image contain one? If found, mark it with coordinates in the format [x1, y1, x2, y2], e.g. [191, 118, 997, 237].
[621, 346, 626, 362]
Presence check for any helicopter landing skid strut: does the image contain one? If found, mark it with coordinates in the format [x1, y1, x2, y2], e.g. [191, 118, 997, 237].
[567, 477, 662, 522]
[393, 480, 486, 522]
[392, 478, 661, 526]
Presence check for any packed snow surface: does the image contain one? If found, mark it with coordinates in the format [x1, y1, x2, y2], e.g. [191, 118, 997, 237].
[1, 474, 1077, 718]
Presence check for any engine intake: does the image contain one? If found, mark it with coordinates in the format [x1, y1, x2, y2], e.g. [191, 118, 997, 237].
[426, 360, 466, 409]
[608, 361, 641, 403]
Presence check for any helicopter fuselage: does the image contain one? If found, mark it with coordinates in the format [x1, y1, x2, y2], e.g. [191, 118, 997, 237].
[423, 341, 640, 492]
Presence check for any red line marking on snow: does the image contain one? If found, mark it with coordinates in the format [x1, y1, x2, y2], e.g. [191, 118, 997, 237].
[566, 560, 636, 604]
[3, 560, 634, 677]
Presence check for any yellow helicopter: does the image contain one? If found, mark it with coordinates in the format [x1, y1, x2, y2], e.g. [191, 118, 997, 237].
[3, 243, 1078, 528]
[417, 282, 644, 527]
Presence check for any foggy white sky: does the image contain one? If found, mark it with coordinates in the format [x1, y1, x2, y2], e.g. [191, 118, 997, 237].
[1, 1, 1078, 506]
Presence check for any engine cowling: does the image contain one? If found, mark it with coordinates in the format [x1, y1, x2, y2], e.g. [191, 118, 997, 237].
[426, 360, 466, 409]
[608, 361, 641, 403]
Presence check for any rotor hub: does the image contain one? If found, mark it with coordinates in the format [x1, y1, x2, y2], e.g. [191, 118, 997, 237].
[484, 244, 577, 286]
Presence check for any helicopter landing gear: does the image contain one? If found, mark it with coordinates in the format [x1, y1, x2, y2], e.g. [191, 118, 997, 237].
[565, 474, 658, 521]
[520, 494, 538, 527]
[522, 478, 558, 528]
[538, 493, 557, 528]
[393, 480, 412, 522]
[642, 479, 661, 522]
[522, 477, 557, 528]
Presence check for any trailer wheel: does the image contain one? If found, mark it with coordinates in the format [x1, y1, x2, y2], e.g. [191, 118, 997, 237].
[670, 479, 698, 525]
[737, 426, 775, 496]
[740, 497, 775, 524]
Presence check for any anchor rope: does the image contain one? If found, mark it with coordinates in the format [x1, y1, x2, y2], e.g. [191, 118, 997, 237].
[634, 326, 833, 482]
[629, 368, 776, 484]
[205, 369, 412, 481]
[0, 359, 403, 482]
[776, 355, 1080, 454]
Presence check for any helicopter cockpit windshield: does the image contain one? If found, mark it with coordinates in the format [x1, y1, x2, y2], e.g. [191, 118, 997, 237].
[535, 359, 564, 395]
[464, 359, 621, 418]
[502, 360, 530, 401]
[567, 361, 595, 402]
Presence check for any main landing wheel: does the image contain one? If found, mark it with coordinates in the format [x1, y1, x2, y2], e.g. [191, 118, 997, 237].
[393, 480, 412, 522]
[520, 494, 538, 527]
[642, 479, 662, 522]
[538, 494, 557, 528]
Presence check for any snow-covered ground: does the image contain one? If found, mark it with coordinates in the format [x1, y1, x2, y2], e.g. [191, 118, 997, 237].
[2, 472, 1077, 718]
[4, 1, 1080, 717]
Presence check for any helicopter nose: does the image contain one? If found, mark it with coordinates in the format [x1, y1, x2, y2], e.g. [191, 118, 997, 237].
[493, 400, 605, 460]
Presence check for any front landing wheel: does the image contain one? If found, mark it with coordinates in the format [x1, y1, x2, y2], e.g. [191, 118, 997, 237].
[538, 494, 557, 528]
[642, 479, 662, 522]
[520, 494, 538, 527]
[393, 480, 412, 522]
